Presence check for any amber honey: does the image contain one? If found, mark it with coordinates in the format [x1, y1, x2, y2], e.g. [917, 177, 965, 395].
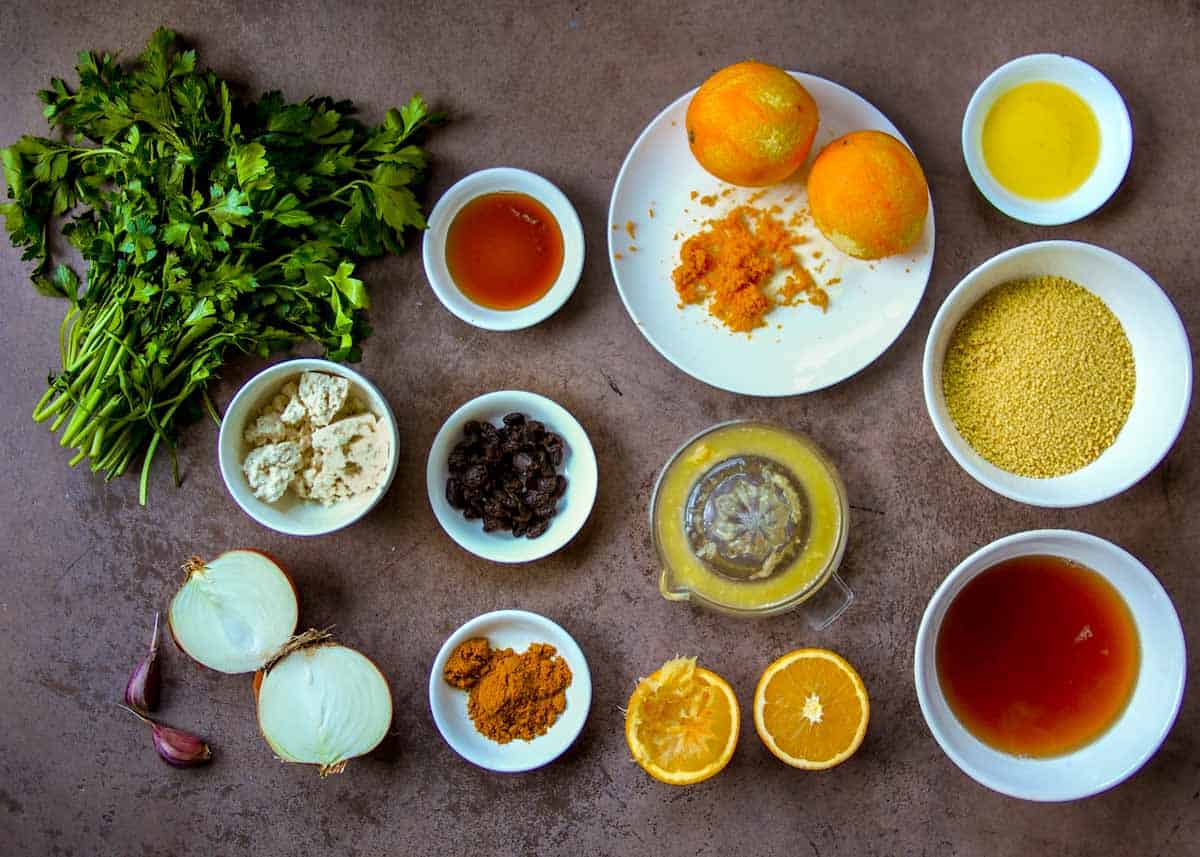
[936, 555, 1139, 757]
[445, 192, 564, 310]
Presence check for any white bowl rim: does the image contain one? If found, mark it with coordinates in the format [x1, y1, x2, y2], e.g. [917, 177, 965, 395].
[922, 239, 1192, 508]
[961, 53, 1133, 226]
[913, 529, 1187, 801]
[421, 167, 585, 331]
[217, 357, 400, 536]
[425, 390, 599, 563]
[427, 608, 593, 773]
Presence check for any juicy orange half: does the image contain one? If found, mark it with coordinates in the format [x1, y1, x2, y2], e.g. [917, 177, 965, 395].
[625, 657, 740, 785]
[754, 648, 869, 770]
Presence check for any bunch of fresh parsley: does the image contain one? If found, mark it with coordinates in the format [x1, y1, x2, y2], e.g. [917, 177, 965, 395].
[1, 28, 439, 503]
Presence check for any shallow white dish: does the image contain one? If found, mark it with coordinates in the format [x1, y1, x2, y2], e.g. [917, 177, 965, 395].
[422, 167, 585, 331]
[923, 240, 1191, 507]
[962, 53, 1133, 225]
[429, 609, 592, 773]
[608, 71, 934, 396]
[426, 390, 598, 563]
[217, 358, 400, 536]
[914, 529, 1186, 802]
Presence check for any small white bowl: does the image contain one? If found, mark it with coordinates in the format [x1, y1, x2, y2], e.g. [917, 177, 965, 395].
[426, 390, 598, 563]
[915, 530, 1186, 801]
[217, 358, 400, 536]
[962, 54, 1133, 225]
[422, 167, 585, 330]
[923, 240, 1191, 508]
[429, 609, 592, 773]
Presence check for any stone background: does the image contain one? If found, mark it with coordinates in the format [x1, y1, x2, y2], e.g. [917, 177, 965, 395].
[1, 1, 1196, 855]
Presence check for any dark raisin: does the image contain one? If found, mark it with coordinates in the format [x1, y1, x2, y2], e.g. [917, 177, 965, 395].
[446, 478, 465, 508]
[502, 412, 525, 427]
[525, 519, 551, 539]
[537, 476, 558, 494]
[462, 464, 489, 490]
[554, 475, 567, 497]
[535, 500, 557, 519]
[482, 517, 503, 532]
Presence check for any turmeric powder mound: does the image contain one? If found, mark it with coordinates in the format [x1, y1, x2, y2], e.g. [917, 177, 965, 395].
[445, 638, 573, 744]
[672, 204, 827, 332]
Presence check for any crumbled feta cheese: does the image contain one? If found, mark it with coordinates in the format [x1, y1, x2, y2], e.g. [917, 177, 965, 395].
[243, 413, 289, 446]
[299, 372, 349, 427]
[241, 371, 390, 506]
[243, 441, 303, 503]
[279, 384, 307, 426]
[311, 413, 378, 452]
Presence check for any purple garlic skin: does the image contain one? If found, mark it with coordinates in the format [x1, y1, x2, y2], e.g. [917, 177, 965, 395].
[124, 612, 161, 713]
[150, 723, 212, 768]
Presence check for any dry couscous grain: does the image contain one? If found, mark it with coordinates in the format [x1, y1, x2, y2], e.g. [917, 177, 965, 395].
[942, 275, 1135, 478]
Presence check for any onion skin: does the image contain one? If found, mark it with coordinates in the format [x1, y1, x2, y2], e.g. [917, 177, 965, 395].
[167, 548, 299, 672]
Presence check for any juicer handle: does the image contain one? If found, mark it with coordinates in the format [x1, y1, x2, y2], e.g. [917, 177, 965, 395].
[799, 571, 855, 630]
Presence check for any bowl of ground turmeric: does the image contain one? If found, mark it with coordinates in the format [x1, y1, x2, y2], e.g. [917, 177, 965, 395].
[923, 240, 1191, 507]
[429, 609, 592, 773]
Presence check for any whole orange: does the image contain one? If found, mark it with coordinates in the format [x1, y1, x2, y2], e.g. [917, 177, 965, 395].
[806, 130, 929, 260]
[686, 61, 819, 187]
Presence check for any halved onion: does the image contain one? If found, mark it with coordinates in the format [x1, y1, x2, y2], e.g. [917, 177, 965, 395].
[168, 550, 298, 674]
[256, 632, 393, 776]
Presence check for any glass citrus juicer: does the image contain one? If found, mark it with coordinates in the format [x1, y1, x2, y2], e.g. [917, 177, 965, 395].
[650, 420, 853, 627]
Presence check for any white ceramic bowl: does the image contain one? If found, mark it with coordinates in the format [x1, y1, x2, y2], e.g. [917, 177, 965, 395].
[962, 54, 1132, 225]
[923, 240, 1191, 507]
[429, 609, 592, 773]
[426, 391, 598, 563]
[422, 167, 585, 330]
[217, 358, 400, 536]
[915, 530, 1186, 801]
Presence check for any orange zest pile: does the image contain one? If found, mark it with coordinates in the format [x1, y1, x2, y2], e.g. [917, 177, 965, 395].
[672, 204, 826, 333]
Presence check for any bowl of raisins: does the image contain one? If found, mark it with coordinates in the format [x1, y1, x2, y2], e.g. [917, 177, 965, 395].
[426, 390, 598, 562]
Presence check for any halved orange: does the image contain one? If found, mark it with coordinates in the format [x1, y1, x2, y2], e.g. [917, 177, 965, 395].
[754, 648, 869, 770]
[625, 657, 739, 785]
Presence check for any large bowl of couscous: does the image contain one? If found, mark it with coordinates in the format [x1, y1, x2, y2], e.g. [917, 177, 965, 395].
[923, 241, 1191, 507]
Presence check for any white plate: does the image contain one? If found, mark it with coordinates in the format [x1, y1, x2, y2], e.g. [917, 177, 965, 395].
[915, 530, 1186, 801]
[426, 391, 598, 563]
[608, 72, 935, 396]
[962, 54, 1133, 226]
[923, 241, 1192, 507]
[429, 610, 592, 773]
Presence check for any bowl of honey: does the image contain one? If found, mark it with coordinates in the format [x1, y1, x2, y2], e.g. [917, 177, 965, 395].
[914, 529, 1185, 801]
[962, 54, 1132, 225]
[423, 167, 585, 330]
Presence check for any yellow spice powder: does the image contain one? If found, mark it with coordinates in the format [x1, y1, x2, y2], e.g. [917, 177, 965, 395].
[943, 275, 1135, 477]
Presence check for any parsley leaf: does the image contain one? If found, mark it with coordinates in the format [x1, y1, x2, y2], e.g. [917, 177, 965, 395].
[0, 27, 440, 503]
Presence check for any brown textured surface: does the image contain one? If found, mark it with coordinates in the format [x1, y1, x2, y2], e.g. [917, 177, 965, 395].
[1, 2, 1197, 855]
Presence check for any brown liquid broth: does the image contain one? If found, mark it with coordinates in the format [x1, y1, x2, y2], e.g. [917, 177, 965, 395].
[936, 555, 1139, 757]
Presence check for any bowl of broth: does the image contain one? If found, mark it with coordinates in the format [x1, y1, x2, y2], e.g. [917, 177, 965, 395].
[914, 529, 1185, 801]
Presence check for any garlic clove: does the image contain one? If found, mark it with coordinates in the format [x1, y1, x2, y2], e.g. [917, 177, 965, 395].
[168, 550, 298, 674]
[124, 612, 161, 712]
[120, 705, 212, 768]
[150, 722, 213, 768]
[256, 634, 392, 776]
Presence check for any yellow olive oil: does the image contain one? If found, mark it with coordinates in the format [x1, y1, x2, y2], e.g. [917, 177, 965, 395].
[982, 81, 1100, 200]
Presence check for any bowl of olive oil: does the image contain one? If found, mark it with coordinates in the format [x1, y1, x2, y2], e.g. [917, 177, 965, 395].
[961, 54, 1132, 225]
